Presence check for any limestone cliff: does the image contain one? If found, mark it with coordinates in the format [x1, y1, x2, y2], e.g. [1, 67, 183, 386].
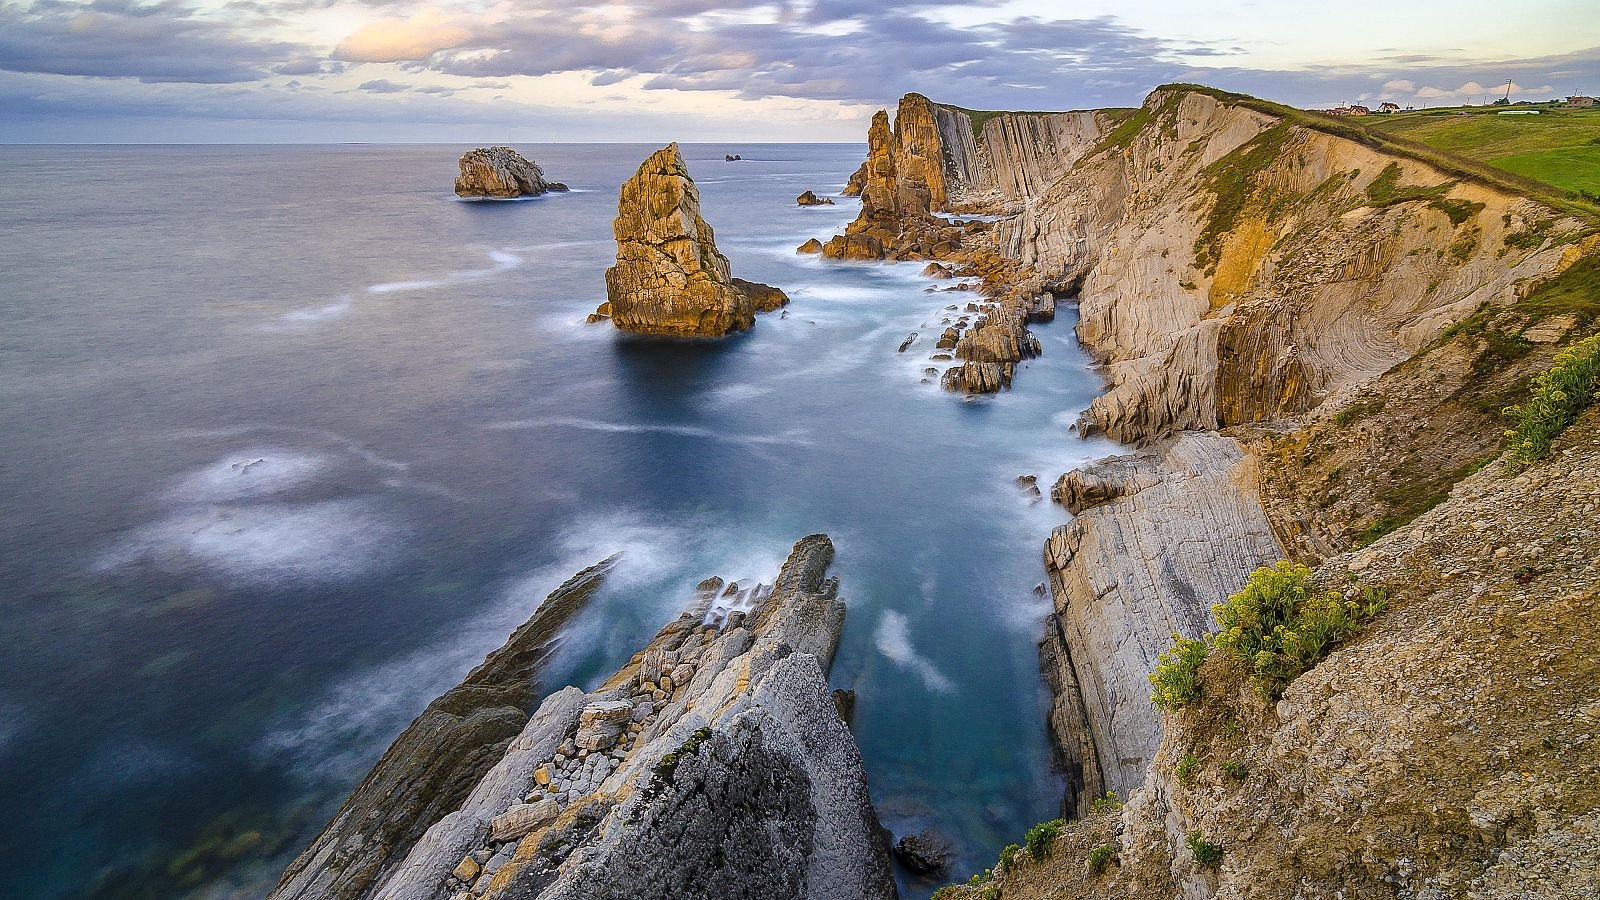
[598, 144, 788, 336]
[455, 148, 567, 198]
[277, 535, 896, 900]
[1039, 434, 1280, 817]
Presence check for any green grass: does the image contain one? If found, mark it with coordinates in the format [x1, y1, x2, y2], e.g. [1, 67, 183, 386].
[1493, 146, 1600, 195]
[1519, 253, 1600, 328]
[1503, 333, 1600, 471]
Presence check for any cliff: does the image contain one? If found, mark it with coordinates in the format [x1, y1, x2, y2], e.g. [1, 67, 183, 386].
[598, 144, 788, 336]
[455, 148, 567, 198]
[275, 535, 897, 900]
[855, 84, 1600, 900]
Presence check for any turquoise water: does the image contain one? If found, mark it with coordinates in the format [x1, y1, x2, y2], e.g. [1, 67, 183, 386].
[0, 144, 1112, 898]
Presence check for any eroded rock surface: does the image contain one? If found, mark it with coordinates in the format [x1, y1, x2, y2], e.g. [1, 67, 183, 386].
[268, 556, 619, 900]
[598, 144, 786, 336]
[289, 535, 896, 900]
[455, 148, 567, 198]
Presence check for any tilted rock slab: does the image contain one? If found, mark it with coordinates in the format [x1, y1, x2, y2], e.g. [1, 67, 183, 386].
[332, 534, 894, 900]
[268, 556, 619, 900]
[599, 143, 787, 336]
[455, 147, 567, 198]
[1039, 433, 1280, 815]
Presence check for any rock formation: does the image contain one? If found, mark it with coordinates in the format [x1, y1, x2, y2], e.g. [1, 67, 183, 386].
[276, 535, 897, 900]
[796, 191, 835, 206]
[596, 144, 787, 336]
[454, 148, 568, 198]
[268, 556, 619, 900]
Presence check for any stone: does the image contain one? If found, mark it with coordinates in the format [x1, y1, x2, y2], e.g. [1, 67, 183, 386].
[797, 238, 824, 254]
[898, 333, 918, 353]
[450, 855, 480, 883]
[575, 700, 633, 751]
[894, 827, 953, 875]
[454, 147, 565, 198]
[797, 190, 836, 206]
[821, 233, 885, 261]
[533, 764, 552, 786]
[599, 143, 785, 336]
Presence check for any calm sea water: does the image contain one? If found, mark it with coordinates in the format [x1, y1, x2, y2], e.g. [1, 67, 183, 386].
[0, 144, 1113, 899]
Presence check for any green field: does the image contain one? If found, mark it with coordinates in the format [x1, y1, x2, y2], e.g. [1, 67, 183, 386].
[1364, 106, 1600, 196]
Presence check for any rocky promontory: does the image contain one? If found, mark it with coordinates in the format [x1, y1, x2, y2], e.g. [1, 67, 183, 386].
[273, 534, 896, 900]
[596, 144, 788, 336]
[454, 147, 568, 198]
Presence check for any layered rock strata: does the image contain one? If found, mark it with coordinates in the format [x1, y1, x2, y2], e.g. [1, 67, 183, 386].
[269, 556, 619, 900]
[1039, 434, 1280, 816]
[455, 148, 568, 198]
[597, 144, 787, 336]
[281, 534, 896, 900]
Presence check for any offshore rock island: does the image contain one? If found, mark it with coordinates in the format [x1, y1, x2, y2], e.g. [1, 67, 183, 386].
[455, 147, 568, 198]
[278, 84, 1600, 900]
[595, 143, 788, 336]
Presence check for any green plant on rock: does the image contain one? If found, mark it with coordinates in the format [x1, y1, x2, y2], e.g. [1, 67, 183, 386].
[1087, 843, 1115, 874]
[1024, 819, 1065, 860]
[1150, 633, 1211, 711]
[1186, 830, 1224, 868]
[1090, 791, 1122, 814]
[1213, 561, 1387, 699]
[999, 843, 1022, 870]
[1175, 753, 1200, 785]
[1503, 332, 1600, 471]
[1221, 759, 1249, 781]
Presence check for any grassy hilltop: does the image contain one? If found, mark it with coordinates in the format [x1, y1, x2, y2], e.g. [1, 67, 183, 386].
[1363, 106, 1600, 195]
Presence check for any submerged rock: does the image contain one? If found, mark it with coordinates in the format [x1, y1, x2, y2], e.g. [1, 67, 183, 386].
[454, 147, 567, 198]
[599, 144, 786, 336]
[893, 828, 952, 875]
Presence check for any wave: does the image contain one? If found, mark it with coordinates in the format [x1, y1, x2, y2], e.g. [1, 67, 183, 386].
[485, 416, 814, 448]
[874, 610, 954, 693]
[277, 296, 352, 325]
[367, 249, 522, 295]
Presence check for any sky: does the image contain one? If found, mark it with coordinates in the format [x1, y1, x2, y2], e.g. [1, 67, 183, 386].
[0, 0, 1596, 142]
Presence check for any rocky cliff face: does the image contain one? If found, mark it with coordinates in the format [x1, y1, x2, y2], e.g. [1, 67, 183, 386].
[599, 144, 787, 336]
[1039, 434, 1280, 817]
[277, 535, 896, 900]
[455, 148, 567, 198]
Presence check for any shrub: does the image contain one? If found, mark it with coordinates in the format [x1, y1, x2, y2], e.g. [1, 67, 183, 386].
[1213, 562, 1386, 698]
[1090, 791, 1122, 814]
[1187, 830, 1224, 868]
[1150, 634, 1211, 711]
[1175, 753, 1200, 785]
[1024, 819, 1065, 860]
[1221, 760, 1249, 781]
[1503, 333, 1600, 471]
[1087, 844, 1115, 874]
[999, 843, 1022, 869]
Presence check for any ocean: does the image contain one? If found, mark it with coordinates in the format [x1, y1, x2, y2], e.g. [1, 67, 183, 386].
[0, 143, 1113, 898]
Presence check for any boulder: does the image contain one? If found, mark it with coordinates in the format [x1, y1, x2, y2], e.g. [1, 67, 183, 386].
[575, 700, 633, 751]
[489, 801, 559, 842]
[599, 144, 785, 336]
[454, 147, 564, 198]
[797, 238, 824, 254]
[821, 234, 885, 261]
[797, 190, 835, 206]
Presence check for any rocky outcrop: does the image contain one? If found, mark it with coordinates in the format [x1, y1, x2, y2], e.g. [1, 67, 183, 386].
[939, 412, 1600, 900]
[290, 534, 897, 900]
[597, 144, 786, 336]
[268, 556, 619, 900]
[841, 161, 867, 197]
[455, 148, 567, 198]
[1039, 434, 1280, 816]
[796, 191, 835, 207]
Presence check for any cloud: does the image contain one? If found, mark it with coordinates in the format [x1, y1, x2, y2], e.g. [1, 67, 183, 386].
[1382, 78, 1416, 93]
[335, 7, 474, 63]
[0, 0, 307, 83]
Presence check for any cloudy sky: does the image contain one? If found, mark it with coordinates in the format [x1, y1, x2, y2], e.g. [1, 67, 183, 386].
[1, 0, 1596, 141]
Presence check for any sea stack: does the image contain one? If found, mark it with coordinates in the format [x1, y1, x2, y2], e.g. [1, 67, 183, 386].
[454, 147, 568, 198]
[597, 143, 787, 336]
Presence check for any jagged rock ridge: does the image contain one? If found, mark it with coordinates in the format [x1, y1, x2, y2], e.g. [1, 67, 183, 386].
[275, 535, 896, 900]
[596, 143, 788, 336]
